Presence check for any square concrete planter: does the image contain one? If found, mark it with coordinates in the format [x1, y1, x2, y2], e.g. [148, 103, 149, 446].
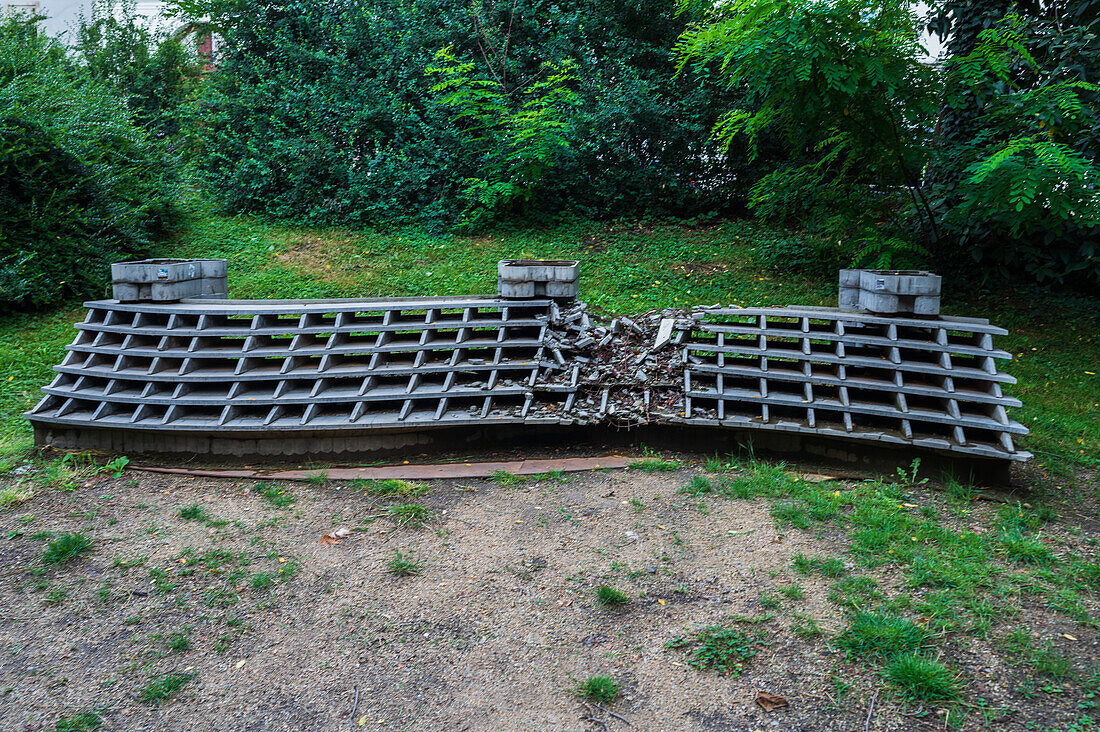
[498, 259, 579, 300]
[112, 258, 228, 302]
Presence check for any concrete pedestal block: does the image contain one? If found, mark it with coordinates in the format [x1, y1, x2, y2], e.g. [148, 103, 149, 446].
[498, 259, 579, 300]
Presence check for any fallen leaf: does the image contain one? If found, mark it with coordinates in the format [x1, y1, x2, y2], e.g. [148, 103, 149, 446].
[234, 659, 246, 669]
[1063, 633, 1078, 641]
[319, 528, 352, 545]
[657, 599, 666, 606]
[358, 716, 366, 726]
[755, 691, 788, 712]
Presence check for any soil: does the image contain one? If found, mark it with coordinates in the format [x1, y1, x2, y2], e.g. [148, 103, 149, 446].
[0, 459, 1096, 731]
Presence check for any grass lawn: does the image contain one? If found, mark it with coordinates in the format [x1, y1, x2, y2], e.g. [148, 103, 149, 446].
[1, 201, 1099, 730]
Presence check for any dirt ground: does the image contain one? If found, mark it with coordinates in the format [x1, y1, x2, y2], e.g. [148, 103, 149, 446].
[0, 459, 1095, 731]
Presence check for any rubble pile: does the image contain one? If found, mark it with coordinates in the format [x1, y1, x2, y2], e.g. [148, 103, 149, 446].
[530, 301, 712, 426]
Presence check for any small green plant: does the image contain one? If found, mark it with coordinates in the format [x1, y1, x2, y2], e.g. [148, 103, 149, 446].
[790, 612, 821, 639]
[490, 470, 524, 487]
[252, 482, 295, 508]
[885, 653, 960, 701]
[139, 672, 193, 704]
[828, 576, 883, 610]
[533, 470, 569, 483]
[680, 475, 714, 495]
[43, 533, 93, 564]
[793, 553, 846, 577]
[307, 469, 329, 486]
[43, 587, 67, 606]
[1000, 529, 1053, 565]
[836, 612, 929, 660]
[54, 711, 103, 731]
[178, 503, 210, 522]
[666, 625, 756, 676]
[895, 458, 927, 488]
[167, 632, 190, 652]
[250, 572, 276, 590]
[757, 592, 781, 610]
[778, 583, 805, 601]
[595, 585, 631, 608]
[576, 675, 619, 703]
[628, 457, 679, 472]
[389, 503, 432, 528]
[388, 550, 422, 577]
[999, 629, 1072, 679]
[0, 484, 33, 509]
[770, 501, 811, 529]
[355, 478, 428, 497]
[112, 555, 146, 569]
[103, 456, 129, 478]
[149, 568, 177, 594]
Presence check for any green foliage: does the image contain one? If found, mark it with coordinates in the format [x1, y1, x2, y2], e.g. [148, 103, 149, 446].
[54, 712, 102, 732]
[628, 457, 680, 473]
[252, 482, 294, 508]
[355, 478, 428, 498]
[595, 585, 631, 608]
[388, 503, 431, 528]
[43, 532, 93, 564]
[934, 10, 1100, 286]
[388, 550, 422, 577]
[183, 0, 743, 230]
[178, 503, 210, 522]
[139, 672, 193, 703]
[666, 625, 756, 675]
[576, 675, 619, 703]
[0, 18, 178, 309]
[490, 470, 524, 487]
[885, 653, 960, 701]
[836, 612, 930, 660]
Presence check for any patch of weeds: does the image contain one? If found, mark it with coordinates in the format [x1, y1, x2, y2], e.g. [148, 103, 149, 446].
[252, 482, 294, 508]
[533, 470, 569, 483]
[793, 553, 845, 577]
[679, 475, 714, 495]
[999, 529, 1053, 565]
[250, 572, 276, 590]
[43, 587, 67, 606]
[202, 586, 239, 608]
[770, 501, 811, 529]
[43, 533, 92, 565]
[790, 612, 821, 639]
[166, 632, 190, 652]
[388, 550, 422, 577]
[666, 625, 757, 676]
[757, 592, 781, 610]
[112, 555, 146, 569]
[0, 484, 33, 509]
[885, 653, 960, 701]
[139, 672, 193, 704]
[629, 496, 644, 512]
[149, 568, 177, 594]
[490, 470, 524, 487]
[1049, 588, 1098, 626]
[103, 456, 129, 478]
[354, 478, 428, 498]
[54, 711, 102, 731]
[998, 628, 1072, 679]
[628, 457, 679, 473]
[828, 576, 883, 611]
[778, 584, 805, 601]
[277, 555, 301, 580]
[306, 469, 329, 487]
[718, 461, 795, 499]
[836, 612, 930, 660]
[178, 504, 211, 522]
[576, 675, 619, 703]
[595, 585, 631, 608]
[389, 503, 431, 528]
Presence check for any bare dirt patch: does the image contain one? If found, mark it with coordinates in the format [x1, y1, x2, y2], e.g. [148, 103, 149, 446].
[0, 460, 1096, 731]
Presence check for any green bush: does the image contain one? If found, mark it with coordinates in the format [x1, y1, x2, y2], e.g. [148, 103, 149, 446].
[0, 19, 177, 309]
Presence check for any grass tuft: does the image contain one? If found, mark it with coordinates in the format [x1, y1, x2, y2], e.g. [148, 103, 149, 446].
[576, 675, 619, 703]
[628, 457, 679, 473]
[836, 612, 929, 660]
[178, 503, 210, 522]
[54, 712, 102, 731]
[885, 653, 960, 701]
[139, 672, 193, 704]
[595, 585, 631, 608]
[252, 482, 295, 508]
[355, 478, 428, 497]
[679, 475, 714, 495]
[388, 503, 431, 528]
[388, 550, 422, 577]
[490, 470, 524, 487]
[43, 532, 93, 564]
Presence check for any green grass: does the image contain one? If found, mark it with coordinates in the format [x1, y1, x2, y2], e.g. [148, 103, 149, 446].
[490, 470, 524, 487]
[54, 712, 102, 731]
[628, 457, 680, 473]
[388, 550, 422, 577]
[595, 585, 631, 608]
[792, 553, 846, 578]
[679, 475, 714, 495]
[252, 482, 295, 508]
[999, 628, 1073, 679]
[43, 532, 93, 564]
[166, 632, 190, 652]
[666, 625, 757, 676]
[885, 653, 960, 701]
[139, 672, 193, 704]
[388, 503, 431, 528]
[353, 478, 429, 497]
[576, 675, 619, 704]
[178, 503, 211, 522]
[836, 612, 930, 660]
[250, 571, 276, 590]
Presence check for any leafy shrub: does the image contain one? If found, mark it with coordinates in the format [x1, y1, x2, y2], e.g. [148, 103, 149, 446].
[0, 19, 177, 309]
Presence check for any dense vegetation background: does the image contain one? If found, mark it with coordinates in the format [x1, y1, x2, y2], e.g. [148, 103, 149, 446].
[0, 0, 1097, 310]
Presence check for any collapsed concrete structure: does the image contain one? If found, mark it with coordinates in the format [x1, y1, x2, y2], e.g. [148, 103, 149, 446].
[26, 261, 1029, 475]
